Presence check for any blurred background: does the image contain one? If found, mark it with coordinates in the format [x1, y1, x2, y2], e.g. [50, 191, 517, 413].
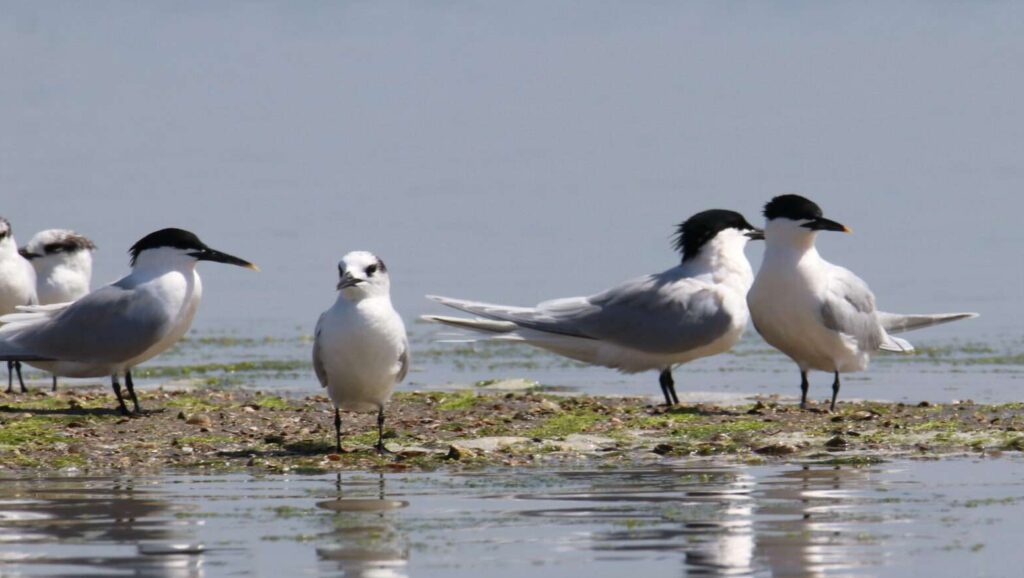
[3, 1, 1020, 341]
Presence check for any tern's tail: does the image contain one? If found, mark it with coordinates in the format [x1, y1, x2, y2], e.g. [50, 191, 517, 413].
[419, 314, 517, 335]
[877, 312, 979, 335]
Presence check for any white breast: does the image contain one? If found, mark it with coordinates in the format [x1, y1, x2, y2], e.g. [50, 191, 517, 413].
[318, 297, 406, 412]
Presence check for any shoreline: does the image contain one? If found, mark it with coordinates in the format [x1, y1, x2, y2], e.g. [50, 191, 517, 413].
[0, 386, 1021, 475]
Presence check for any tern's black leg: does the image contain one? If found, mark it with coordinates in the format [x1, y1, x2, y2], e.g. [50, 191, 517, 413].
[659, 368, 679, 406]
[375, 407, 392, 455]
[334, 408, 342, 453]
[799, 371, 810, 409]
[830, 371, 841, 412]
[124, 370, 142, 414]
[51, 375, 58, 392]
[111, 374, 130, 416]
[7, 361, 26, 393]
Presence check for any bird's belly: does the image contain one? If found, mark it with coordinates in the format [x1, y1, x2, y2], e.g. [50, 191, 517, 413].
[321, 331, 402, 412]
[27, 360, 113, 378]
[752, 302, 861, 372]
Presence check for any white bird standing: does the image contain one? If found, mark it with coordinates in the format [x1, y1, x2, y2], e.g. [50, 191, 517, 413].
[0, 217, 38, 393]
[747, 194, 978, 411]
[422, 210, 764, 406]
[0, 228, 258, 414]
[313, 251, 409, 455]
[19, 229, 97, 391]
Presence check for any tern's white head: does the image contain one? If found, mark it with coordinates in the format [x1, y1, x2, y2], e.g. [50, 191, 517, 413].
[128, 228, 259, 272]
[336, 251, 391, 300]
[20, 229, 96, 272]
[0, 218, 19, 257]
[762, 194, 851, 251]
[673, 209, 763, 267]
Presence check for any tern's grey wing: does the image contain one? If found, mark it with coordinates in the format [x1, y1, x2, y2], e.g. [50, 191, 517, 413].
[396, 341, 409, 383]
[8, 284, 173, 364]
[820, 267, 885, 351]
[312, 313, 328, 387]
[433, 271, 734, 354]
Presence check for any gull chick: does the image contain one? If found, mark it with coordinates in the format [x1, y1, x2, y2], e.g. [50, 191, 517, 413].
[0, 217, 38, 393]
[747, 194, 978, 411]
[20, 229, 97, 391]
[313, 251, 409, 454]
[423, 210, 763, 405]
[0, 228, 257, 414]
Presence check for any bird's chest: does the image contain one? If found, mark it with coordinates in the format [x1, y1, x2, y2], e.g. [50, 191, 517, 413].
[321, 310, 401, 379]
[749, 266, 830, 345]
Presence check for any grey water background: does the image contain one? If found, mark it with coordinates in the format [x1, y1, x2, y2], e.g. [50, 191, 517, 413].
[3, 2, 1023, 400]
[3, 458, 1024, 577]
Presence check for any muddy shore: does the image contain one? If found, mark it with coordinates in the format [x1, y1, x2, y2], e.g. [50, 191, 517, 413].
[1, 385, 1021, 474]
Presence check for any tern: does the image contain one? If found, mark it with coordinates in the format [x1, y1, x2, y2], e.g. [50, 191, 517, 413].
[423, 209, 764, 406]
[0, 217, 38, 393]
[19, 229, 97, 391]
[313, 251, 409, 454]
[0, 228, 257, 414]
[747, 194, 978, 411]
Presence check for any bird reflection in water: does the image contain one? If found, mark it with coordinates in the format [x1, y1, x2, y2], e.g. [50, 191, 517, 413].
[315, 472, 410, 578]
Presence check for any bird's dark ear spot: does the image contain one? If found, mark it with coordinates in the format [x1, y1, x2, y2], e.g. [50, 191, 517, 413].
[376, 259, 387, 273]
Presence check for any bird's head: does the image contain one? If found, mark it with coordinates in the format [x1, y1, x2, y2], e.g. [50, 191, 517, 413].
[128, 228, 259, 271]
[673, 209, 763, 263]
[19, 229, 97, 268]
[336, 251, 391, 300]
[762, 194, 851, 245]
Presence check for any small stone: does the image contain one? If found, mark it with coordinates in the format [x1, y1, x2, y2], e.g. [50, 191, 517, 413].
[652, 443, 675, 455]
[242, 406, 257, 413]
[825, 436, 849, 449]
[325, 453, 342, 461]
[917, 401, 931, 408]
[755, 443, 798, 456]
[851, 411, 874, 421]
[445, 444, 476, 460]
[176, 411, 187, 420]
[264, 434, 285, 444]
[186, 414, 212, 427]
[539, 399, 561, 412]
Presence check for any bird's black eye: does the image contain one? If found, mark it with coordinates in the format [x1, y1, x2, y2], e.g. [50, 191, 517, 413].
[366, 263, 378, 276]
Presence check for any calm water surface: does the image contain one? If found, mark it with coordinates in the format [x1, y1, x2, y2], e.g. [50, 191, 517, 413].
[1, 458, 1022, 577]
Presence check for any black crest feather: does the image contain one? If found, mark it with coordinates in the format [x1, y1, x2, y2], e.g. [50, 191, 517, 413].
[129, 228, 207, 265]
[673, 209, 756, 261]
[763, 194, 823, 221]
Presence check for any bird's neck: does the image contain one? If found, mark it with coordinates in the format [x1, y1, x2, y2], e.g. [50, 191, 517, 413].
[682, 237, 753, 290]
[0, 238, 20, 260]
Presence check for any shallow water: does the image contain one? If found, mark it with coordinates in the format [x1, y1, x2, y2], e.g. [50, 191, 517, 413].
[0, 457, 1021, 577]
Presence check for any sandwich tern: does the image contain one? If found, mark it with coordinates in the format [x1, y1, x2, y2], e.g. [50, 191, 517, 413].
[423, 209, 764, 406]
[0, 228, 257, 414]
[747, 194, 978, 411]
[19, 229, 97, 391]
[0, 217, 38, 393]
[313, 251, 409, 454]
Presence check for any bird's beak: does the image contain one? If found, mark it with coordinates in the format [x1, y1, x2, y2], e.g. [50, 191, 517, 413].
[803, 217, 852, 233]
[744, 228, 765, 240]
[337, 273, 363, 290]
[194, 248, 260, 270]
[18, 248, 38, 260]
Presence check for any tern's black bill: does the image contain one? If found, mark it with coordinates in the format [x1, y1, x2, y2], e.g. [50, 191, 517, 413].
[192, 248, 259, 270]
[337, 274, 363, 290]
[745, 229, 765, 240]
[802, 217, 851, 233]
[18, 248, 39, 260]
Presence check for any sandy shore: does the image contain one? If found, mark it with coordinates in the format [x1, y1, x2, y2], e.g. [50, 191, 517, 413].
[0, 386, 1021, 474]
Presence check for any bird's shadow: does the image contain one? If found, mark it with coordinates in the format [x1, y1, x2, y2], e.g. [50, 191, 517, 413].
[0, 404, 123, 417]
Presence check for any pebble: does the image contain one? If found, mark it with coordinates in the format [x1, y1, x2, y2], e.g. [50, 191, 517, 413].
[186, 414, 212, 427]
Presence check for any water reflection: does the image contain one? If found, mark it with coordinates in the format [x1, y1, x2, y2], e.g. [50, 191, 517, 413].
[315, 473, 409, 578]
[0, 460, 1021, 577]
[0, 476, 203, 577]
